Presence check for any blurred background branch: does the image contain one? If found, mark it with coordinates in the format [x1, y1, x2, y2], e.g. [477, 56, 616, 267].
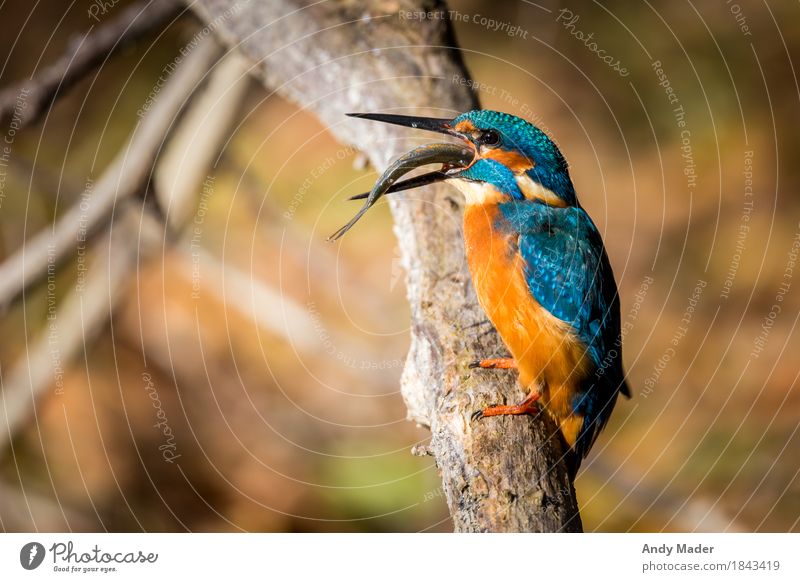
[0, 35, 220, 449]
[0, 0, 185, 130]
[0, 204, 162, 449]
[0, 32, 220, 310]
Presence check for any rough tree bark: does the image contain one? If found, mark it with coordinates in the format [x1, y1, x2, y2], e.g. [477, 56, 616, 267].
[189, 0, 582, 531]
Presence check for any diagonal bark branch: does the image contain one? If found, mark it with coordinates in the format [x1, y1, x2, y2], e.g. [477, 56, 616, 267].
[0, 36, 220, 310]
[0, 204, 162, 452]
[0, 36, 221, 451]
[0, 0, 186, 129]
[188, 0, 581, 531]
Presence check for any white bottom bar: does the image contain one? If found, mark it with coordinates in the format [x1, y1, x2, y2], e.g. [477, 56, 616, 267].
[1, 533, 797, 581]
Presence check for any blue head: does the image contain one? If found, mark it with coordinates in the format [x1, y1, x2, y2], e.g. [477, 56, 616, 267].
[449, 110, 576, 206]
[346, 109, 577, 208]
[331, 110, 579, 240]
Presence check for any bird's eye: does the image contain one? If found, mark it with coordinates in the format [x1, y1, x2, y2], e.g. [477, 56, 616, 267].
[479, 130, 501, 147]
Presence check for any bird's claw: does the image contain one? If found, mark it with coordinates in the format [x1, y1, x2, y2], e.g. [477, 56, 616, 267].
[469, 357, 516, 370]
[470, 409, 486, 422]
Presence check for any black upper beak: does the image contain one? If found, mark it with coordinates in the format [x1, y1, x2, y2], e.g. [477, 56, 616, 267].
[346, 112, 463, 139]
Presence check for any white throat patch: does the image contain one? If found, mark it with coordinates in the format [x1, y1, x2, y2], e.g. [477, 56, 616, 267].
[448, 179, 507, 205]
[514, 175, 566, 207]
[448, 175, 565, 207]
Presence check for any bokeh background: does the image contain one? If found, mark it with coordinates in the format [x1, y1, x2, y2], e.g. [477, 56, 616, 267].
[0, 0, 798, 532]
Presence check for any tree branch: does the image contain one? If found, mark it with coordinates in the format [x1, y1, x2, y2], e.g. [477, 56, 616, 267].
[0, 476, 95, 531]
[0, 35, 220, 310]
[188, 0, 581, 531]
[0, 36, 221, 450]
[153, 50, 250, 229]
[0, 203, 163, 452]
[0, 0, 185, 129]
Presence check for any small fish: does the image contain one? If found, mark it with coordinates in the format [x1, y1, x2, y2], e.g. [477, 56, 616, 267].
[328, 141, 473, 241]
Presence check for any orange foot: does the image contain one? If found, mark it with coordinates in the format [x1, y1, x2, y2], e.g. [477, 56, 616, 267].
[469, 357, 517, 370]
[471, 391, 540, 421]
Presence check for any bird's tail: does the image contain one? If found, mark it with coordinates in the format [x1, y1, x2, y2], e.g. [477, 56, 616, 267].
[565, 450, 581, 481]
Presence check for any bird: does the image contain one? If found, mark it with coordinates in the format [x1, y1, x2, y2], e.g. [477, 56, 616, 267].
[331, 110, 630, 476]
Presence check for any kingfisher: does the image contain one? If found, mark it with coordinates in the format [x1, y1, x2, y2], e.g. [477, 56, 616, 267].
[330, 110, 630, 475]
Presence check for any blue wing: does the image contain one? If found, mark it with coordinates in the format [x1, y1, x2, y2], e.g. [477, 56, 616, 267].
[515, 205, 629, 459]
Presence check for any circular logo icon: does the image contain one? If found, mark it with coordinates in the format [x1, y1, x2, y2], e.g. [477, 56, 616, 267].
[19, 542, 46, 570]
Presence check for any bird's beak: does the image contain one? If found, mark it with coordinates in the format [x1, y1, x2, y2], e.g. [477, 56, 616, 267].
[345, 112, 464, 138]
[328, 113, 474, 241]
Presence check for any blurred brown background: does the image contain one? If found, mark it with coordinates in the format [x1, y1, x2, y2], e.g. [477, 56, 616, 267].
[0, 0, 798, 532]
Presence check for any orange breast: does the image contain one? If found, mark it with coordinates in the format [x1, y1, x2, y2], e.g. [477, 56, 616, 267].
[463, 203, 591, 445]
